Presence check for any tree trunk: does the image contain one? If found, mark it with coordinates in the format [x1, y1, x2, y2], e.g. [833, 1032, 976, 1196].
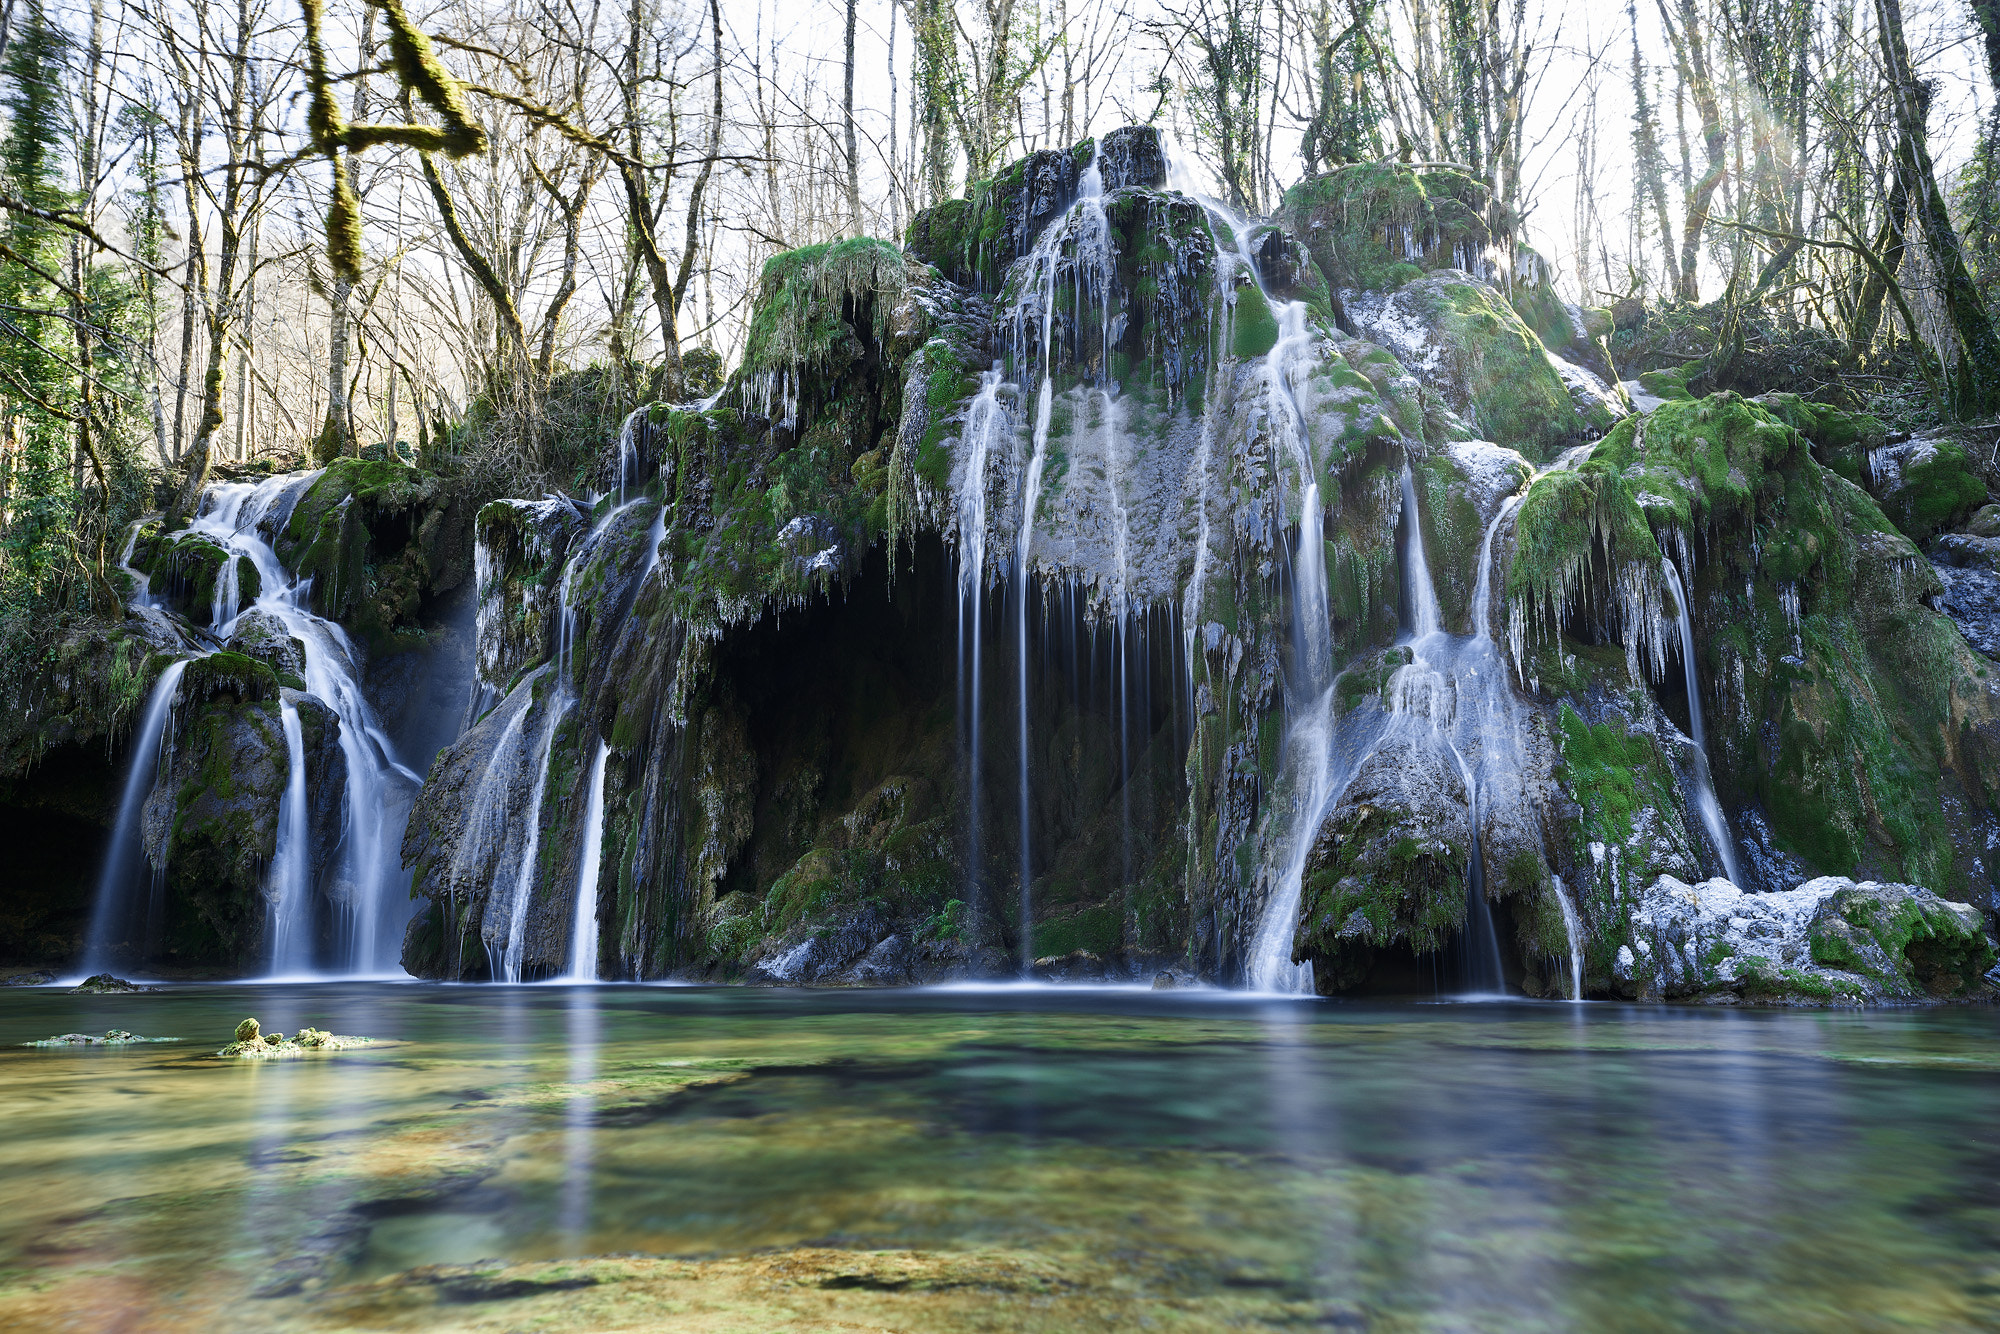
[845, 0, 861, 233]
[1877, 0, 2000, 414]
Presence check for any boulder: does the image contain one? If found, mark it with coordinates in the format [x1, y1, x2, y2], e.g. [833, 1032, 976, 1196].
[1294, 734, 1472, 992]
[1617, 874, 1996, 1003]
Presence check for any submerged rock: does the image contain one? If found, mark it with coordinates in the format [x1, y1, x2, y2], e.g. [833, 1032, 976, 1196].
[25, 1029, 179, 1046]
[68, 973, 153, 993]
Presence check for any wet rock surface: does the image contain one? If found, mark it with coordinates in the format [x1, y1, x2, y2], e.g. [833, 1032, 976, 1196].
[1617, 875, 1997, 1003]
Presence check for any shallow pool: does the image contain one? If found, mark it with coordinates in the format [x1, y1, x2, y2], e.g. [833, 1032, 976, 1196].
[2, 983, 1995, 1331]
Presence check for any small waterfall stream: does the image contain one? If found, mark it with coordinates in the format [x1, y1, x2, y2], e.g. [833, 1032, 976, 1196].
[480, 494, 660, 981]
[568, 740, 611, 981]
[266, 700, 313, 975]
[79, 658, 189, 974]
[1661, 558, 1744, 885]
[1010, 143, 1115, 970]
[1168, 178, 1338, 994]
[955, 372, 1007, 929]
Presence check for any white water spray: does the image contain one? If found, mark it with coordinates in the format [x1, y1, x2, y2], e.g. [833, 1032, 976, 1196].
[568, 740, 610, 980]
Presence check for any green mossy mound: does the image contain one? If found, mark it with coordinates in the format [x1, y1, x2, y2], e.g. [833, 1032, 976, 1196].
[1807, 883, 1997, 998]
[279, 456, 466, 655]
[1279, 162, 1497, 293]
[1509, 392, 2000, 892]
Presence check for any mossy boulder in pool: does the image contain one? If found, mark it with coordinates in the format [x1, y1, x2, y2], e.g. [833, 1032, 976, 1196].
[219, 1019, 372, 1058]
[1806, 882, 1997, 998]
[1294, 737, 1472, 993]
[1619, 874, 1996, 1004]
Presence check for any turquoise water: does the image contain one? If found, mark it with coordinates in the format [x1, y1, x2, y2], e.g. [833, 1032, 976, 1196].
[2, 984, 1996, 1330]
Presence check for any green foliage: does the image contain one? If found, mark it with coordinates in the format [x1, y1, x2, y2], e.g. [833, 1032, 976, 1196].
[0, 3, 155, 706]
[740, 238, 909, 382]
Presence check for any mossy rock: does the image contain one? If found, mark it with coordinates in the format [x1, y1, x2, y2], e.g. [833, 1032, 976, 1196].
[1870, 438, 1987, 545]
[278, 456, 457, 655]
[1750, 393, 1888, 488]
[1279, 162, 1498, 294]
[1294, 739, 1471, 991]
[1807, 883, 1996, 998]
[1349, 275, 1617, 461]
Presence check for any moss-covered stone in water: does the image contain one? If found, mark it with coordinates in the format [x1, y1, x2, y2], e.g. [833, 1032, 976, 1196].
[1807, 884, 1997, 997]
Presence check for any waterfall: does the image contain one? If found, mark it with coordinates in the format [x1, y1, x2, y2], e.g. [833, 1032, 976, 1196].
[1008, 141, 1115, 970]
[1401, 467, 1443, 642]
[184, 472, 423, 975]
[1398, 466, 1510, 993]
[956, 372, 1006, 928]
[567, 740, 611, 981]
[1661, 558, 1744, 885]
[1168, 162, 1339, 994]
[266, 700, 313, 975]
[498, 690, 571, 983]
[79, 658, 189, 974]
[1551, 874, 1583, 1002]
[485, 497, 652, 981]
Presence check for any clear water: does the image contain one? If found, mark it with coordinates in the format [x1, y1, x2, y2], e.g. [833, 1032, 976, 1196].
[2, 985, 1996, 1331]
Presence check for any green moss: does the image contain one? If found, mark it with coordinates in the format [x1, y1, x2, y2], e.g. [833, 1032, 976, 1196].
[1032, 904, 1121, 958]
[739, 238, 909, 383]
[1553, 704, 1682, 857]
[1807, 884, 1997, 997]
[181, 650, 280, 704]
[1879, 439, 1985, 544]
[1279, 163, 1494, 293]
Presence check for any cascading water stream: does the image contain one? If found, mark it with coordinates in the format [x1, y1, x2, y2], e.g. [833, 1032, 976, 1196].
[183, 474, 423, 975]
[1661, 557, 1744, 885]
[488, 496, 656, 981]
[79, 658, 189, 975]
[955, 372, 1007, 922]
[567, 740, 611, 981]
[498, 690, 571, 983]
[1214, 221, 1342, 994]
[1007, 142, 1115, 970]
[266, 701, 312, 975]
[1388, 465, 1506, 993]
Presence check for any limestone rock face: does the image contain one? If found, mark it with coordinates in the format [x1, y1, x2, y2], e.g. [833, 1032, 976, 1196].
[380, 127, 1998, 1004]
[1616, 874, 1996, 1003]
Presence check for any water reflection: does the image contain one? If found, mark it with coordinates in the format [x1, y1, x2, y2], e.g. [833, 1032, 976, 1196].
[558, 986, 599, 1245]
[0, 986, 1995, 1330]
